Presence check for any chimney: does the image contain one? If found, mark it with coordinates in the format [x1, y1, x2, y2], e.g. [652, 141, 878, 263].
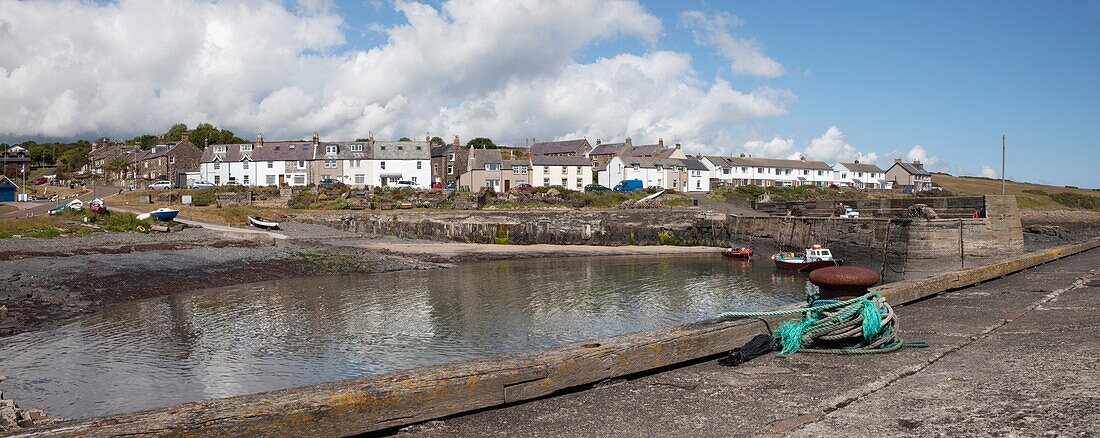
[180, 130, 189, 144]
[658, 137, 664, 148]
[740, 153, 746, 158]
[854, 159, 859, 164]
[894, 157, 902, 163]
[425, 135, 431, 144]
[913, 159, 921, 166]
[531, 137, 536, 146]
[675, 142, 682, 150]
[256, 133, 263, 145]
[453, 135, 460, 146]
[625, 137, 632, 147]
[800, 156, 806, 161]
[312, 132, 319, 147]
[596, 138, 602, 146]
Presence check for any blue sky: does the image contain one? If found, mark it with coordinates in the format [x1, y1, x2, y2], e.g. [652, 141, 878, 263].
[2, 0, 1097, 187]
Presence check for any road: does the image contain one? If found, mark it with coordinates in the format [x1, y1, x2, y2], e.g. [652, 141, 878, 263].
[6, 185, 116, 218]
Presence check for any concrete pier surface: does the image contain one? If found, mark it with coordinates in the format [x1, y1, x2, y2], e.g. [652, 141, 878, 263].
[399, 248, 1099, 437]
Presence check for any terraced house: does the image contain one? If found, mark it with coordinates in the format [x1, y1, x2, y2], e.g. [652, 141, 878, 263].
[598, 156, 709, 192]
[199, 134, 317, 187]
[329, 138, 431, 188]
[701, 154, 834, 188]
[833, 161, 888, 189]
[133, 132, 202, 187]
[529, 155, 593, 190]
[529, 138, 592, 157]
[430, 136, 469, 185]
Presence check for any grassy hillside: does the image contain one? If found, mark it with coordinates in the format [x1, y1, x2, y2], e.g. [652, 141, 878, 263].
[932, 173, 1099, 211]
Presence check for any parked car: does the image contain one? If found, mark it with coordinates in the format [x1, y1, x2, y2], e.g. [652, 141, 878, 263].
[613, 179, 643, 192]
[431, 182, 443, 189]
[222, 180, 241, 187]
[584, 184, 610, 193]
[394, 180, 419, 188]
[514, 183, 534, 192]
[30, 176, 48, 185]
[148, 180, 173, 190]
[191, 181, 216, 190]
[444, 181, 456, 190]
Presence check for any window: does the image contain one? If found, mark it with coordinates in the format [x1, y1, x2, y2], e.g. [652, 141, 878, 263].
[243, 175, 250, 185]
[168, 156, 175, 164]
[672, 180, 678, 188]
[380, 145, 386, 151]
[351, 144, 364, 152]
[301, 144, 309, 150]
[380, 161, 386, 169]
[242, 160, 250, 170]
[416, 161, 422, 170]
[293, 175, 305, 185]
[214, 146, 227, 153]
[266, 175, 276, 185]
[657, 178, 662, 186]
[723, 168, 730, 175]
[576, 178, 582, 189]
[447, 164, 454, 174]
[633, 164, 640, 171]
[326, 145, 338, 154]
[324, 160, 337, 169]
[757, 167, 764, 173]
[355, 174, 364, 184]
[241, 144, 252, 152]
[858, 172, 864, 177]
[449, 153, 456, 162]
[214, 175, 220, 184]
[696, 180, 701, 189]
[655, 165, 662, 172]
[298, 160, 306, 168]
[267, 161, 273, 169]
[817, 170, 822, 175]
[755, 179, 763, 185]
[487, 179, 500, 189]
[486, 163, 500, 171]
[561, 178, 567, 186]
[575, 166, 582, 174]
[416, 145, 422, 151]
[397, 145, 404, 151]
[841, 172, 848, 178]
[213, 162, 221, 170]
[543, 178, 550, 185]
[411, 176, 417, 182]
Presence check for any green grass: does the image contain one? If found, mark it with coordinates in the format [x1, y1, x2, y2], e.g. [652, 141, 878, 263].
[0, 204, 17, 214]
[933, 173, 1099, 211]
[0, 216, 91, 238]
[99, 212, 153, 233]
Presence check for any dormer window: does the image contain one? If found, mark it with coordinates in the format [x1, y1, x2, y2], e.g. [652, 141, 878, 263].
[214, 146, 227, 153]
[351, 144, 364, 152]
[380, 145, 386, 151]
[241, 144, 253, 152]
[302, 144, 309, 150]
[326, 145, 338, 154]
[397, 145, 404, 151]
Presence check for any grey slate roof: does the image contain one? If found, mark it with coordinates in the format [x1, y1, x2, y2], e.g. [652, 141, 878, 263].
[726, 156, 833, 171]
[469, 149, 503, 168]
[840, 162, 885, 173]
[201, 141, 316, 163]
[893, 162, 931, 176]
[589, 142, 629, 156]
[681, 159, 709, 171]
[372, 141, 430, 160]
[530, 155, 592, 166]
[530, 139, 590, 155]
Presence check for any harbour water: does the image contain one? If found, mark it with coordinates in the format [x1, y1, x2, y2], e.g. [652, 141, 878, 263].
[0, 254, 809, 419]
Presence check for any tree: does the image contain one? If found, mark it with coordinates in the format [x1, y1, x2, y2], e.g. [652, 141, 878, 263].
[163, 123, 188, 142]
[103, 157, 131, 182]
[430, 136, 444, 146]
[28, 144, 55, 166]
[128, 135, 158, 150]
[467, 137, 496, 149]
[398, 136, 412, 142]
[57, 145, 91, 173]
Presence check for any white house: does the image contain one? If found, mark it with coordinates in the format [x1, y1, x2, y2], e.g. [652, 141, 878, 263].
[833, 161, 887, 189]
[529, 155, 593, 190]
[698, 155, 834, 188]
[367, 140, 431, 188]
[599, 156, 710, 192]
[199, 137, 317, 187]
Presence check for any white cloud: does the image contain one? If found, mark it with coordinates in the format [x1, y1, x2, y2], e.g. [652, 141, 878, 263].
[739, 126, 878, 164]
[979, 165, 998, 178]
[0, 0, 792, 149]
[679, 10, 784, 78]
[905, 145, 941, 167]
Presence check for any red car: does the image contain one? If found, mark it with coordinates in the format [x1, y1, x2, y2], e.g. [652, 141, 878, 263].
[431, 182, 443, 189]
[30, 176, 48, 185]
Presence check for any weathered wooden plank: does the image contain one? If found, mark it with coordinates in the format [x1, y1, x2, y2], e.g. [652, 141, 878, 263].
[12, 238, 1099, 438]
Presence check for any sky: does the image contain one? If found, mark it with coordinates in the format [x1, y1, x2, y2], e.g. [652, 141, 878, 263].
[0, 0, 1097, 187]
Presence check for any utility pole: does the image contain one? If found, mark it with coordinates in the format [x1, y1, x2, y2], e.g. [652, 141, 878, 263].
[1001, 134, 1006, 196]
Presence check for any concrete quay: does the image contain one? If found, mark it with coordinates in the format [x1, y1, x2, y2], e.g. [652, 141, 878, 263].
[400, 246, 1100, 437]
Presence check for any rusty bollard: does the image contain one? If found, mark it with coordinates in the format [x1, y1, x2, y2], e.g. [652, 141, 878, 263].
[809, 265, 881, 299]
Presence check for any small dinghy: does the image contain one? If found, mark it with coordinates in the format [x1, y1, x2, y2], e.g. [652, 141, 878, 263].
[48, 199, 75, 215]
[89, 198, 107, 213]
[147, 208, 179, 222]
[722, 247, 754, 258]
[248, 216, 280, 230]
[68, 199, 84, 212]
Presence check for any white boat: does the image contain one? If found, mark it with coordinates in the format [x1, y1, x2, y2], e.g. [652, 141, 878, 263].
[147, 208, 179, 221]
[69, 199, 84, 211]
[248, 216, 280, 230]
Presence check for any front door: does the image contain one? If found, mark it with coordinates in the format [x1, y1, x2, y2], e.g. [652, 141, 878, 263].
[504, 180, 511, 192]
[279, 174, 285, 186]
[381, 178, 388, 187]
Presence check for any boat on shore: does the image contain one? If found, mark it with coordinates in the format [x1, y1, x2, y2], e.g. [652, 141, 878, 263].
[248, 216, 280, 230]
[771, 245, 843, 272]
[147, 208, 179, 222]
[722, 247, 754, 258]
[89, 198, 107, 213]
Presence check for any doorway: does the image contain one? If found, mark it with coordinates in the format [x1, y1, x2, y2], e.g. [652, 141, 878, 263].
[279, 174, 285, 186]
[504, 180, 511, 192]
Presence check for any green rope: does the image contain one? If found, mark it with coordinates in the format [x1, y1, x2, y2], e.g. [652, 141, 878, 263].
[718, 292, 913, 355]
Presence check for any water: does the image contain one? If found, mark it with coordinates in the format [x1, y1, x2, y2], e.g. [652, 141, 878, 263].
[0, 254, 810, 419]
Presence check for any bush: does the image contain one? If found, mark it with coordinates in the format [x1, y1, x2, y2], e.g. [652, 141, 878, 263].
[100, 213, 152, 233]
[289, 191, 317, 209]
[1049, 192, 1100, 210]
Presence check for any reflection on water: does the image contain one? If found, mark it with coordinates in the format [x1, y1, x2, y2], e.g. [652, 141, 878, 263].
[0, 254, 808, 419]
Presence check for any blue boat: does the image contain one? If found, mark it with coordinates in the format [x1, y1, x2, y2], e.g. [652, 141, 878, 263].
[147, 208, 179, 221]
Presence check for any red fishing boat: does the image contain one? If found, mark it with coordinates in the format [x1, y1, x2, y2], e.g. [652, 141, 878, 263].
[722, 247, 754, 258]
[771, 245, 843, 272]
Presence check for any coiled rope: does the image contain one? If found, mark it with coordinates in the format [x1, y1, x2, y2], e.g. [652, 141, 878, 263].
[718, 292, 921, 355]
